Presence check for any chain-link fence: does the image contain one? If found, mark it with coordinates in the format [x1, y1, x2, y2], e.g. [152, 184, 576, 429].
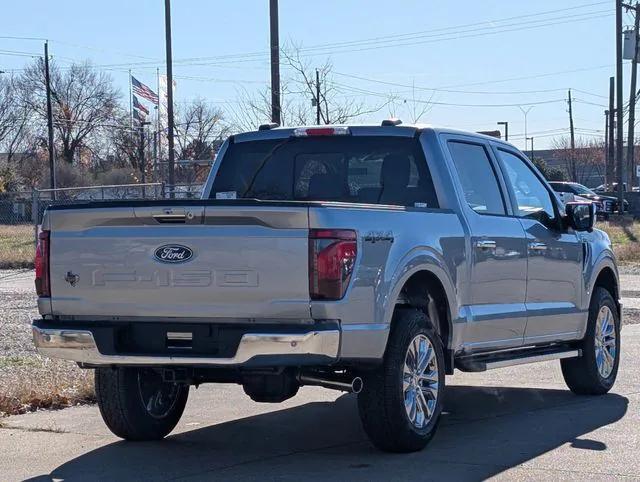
[166, 183, 204, 199]
[32, 183, 165, 226]
[0, 183, 164, 269]
[0, 191, 35, 268]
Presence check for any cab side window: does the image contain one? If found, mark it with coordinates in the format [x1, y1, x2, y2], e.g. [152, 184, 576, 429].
[448, 141, 506, 215]
[498, 149, 557, 225]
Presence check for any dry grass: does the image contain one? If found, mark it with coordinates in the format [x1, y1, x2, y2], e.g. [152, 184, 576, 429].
[0, 356, 95, 417]
[597, 218, 640, 265]
[0, 224, 34, 269]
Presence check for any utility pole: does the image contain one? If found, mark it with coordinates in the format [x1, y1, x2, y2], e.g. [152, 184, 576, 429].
[608, 77, 616, 188]
[605, 110, 609, 176]
[617, 0, 625, 213]
[44, 41, 56, 198]
[527, 137, 534, 160]
[627, 2, 640, 189]
[164, 0, 176, 198]
[269, 0, 281, 125]
[497, 121, 509, 141]
[315, 69, 321, 125]
[568, 89, 576, 150]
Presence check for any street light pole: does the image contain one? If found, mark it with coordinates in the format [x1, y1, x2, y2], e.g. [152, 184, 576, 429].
[497, 121, 509, 141]
[518, 106, 534, 151]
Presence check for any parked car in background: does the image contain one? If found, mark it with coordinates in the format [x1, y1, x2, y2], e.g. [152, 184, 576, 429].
[594, 182, 639, 194]
[550, 181, 628, 215]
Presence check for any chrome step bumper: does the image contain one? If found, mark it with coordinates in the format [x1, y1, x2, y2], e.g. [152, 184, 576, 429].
[32, 325, 340, 366]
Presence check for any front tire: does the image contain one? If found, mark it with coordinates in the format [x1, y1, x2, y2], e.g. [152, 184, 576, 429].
[95, 367, 189, 441]
[357, 309, 445, 453]
[561, 287, 621, 395]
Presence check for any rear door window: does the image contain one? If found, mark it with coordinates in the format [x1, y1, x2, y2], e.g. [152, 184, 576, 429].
[211, 136, 439, 208]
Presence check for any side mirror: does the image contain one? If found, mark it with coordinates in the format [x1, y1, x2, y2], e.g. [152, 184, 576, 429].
[565, 202, 595, 232]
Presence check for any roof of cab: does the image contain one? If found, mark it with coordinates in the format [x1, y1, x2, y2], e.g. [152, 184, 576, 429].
[232, 122, 516, 149]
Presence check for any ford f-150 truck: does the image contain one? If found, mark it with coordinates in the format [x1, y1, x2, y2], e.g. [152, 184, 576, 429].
[32, 122, 621, 453]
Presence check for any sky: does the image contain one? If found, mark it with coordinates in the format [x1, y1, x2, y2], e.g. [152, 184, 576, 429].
[0, 0, 626, 149]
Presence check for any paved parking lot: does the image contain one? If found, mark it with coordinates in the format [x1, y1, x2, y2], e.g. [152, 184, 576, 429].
[1, 271, 639, 481]
[0, 333, 638, 480]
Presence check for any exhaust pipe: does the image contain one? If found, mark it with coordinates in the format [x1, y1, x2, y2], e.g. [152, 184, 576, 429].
[297, 372, 363, 394]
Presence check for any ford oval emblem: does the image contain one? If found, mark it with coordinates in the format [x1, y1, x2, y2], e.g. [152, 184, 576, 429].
[154, 244, 194, 263]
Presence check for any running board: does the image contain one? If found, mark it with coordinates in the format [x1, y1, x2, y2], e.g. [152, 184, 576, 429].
[455, 346, 581, 372]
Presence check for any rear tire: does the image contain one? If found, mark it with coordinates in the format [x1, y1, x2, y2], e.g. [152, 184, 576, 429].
[95, 367, 189, 441]
[357, 308, 445, 453]
[561, 287, 620, 395]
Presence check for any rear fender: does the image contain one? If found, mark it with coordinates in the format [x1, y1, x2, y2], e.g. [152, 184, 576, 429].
[382, 248, 459, 351]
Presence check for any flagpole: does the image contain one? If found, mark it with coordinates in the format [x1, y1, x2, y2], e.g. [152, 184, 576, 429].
[129, 69, 133, 130]
[156, 67, 161, 174]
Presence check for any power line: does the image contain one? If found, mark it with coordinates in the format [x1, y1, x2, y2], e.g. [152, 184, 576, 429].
[439, 64, 614, 89]
[335, 81, 567, 107]
[1, 3, 612, 74]
[295, 1, 611, 51]
[333, 71, 609, 97]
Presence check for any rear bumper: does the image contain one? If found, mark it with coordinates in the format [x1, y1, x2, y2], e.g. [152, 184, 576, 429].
[32, 320, 340, 367]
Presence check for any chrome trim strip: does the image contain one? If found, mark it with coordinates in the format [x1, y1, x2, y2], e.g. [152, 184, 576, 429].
[32, 326, 340, 366]
[484, 349, 581, 370]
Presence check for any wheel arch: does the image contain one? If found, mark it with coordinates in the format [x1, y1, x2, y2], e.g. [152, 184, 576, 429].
[591, 265, 620, 316]
[384, 262, 457, 374]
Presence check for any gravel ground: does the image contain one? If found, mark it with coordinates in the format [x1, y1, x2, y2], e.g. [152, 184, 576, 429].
[0, 269, 39, 358]
[0, 269, 93, 416]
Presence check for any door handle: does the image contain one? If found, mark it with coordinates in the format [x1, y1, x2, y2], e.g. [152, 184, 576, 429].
[475, 239, 497, 250]
[528, 242, 547, 251]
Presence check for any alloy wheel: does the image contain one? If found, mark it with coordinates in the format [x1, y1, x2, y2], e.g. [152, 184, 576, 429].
[403, 334, 439, 429]
[137, 369, 182, 419]
[594, 305, 617, 379]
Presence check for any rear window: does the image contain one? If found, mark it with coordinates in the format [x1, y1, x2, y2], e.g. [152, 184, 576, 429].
[210, 136, 439, 208]
[550, 183, 571, 193]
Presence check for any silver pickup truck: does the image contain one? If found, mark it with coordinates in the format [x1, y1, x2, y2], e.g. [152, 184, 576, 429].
[32, 122, 621, 453]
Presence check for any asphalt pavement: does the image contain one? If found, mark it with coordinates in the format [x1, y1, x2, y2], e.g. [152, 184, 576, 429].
[1, 271, 639, 481]
[0, 330, 638, 480]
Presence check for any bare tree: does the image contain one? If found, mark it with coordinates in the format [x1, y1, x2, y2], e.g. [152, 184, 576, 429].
[103, 111, 141, 170]
[231, 45, 386, 130]
[0, 75, 33, 163]
[386, 81, 435, 124]
[551, 136, 605, 185]
[282, 46, 386, 125]
[229, 80, 312, 132]
[174, 99, 230, 160]
[18, 58, 120, 165]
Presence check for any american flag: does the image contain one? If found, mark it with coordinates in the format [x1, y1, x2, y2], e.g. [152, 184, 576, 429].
[133, 109, 147, 123]
[133, 95, 149, 116]
[131, 76, 158, 105]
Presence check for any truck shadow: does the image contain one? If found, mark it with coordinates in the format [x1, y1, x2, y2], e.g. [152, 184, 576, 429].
[42, 385, 628, 481]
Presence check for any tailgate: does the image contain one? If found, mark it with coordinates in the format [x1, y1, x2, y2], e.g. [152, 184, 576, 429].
[46, 204, 311, 320]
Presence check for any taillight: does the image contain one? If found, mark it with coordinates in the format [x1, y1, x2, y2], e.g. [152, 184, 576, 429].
[35, 230, 50, 297]
[309, 229, 357, 300]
